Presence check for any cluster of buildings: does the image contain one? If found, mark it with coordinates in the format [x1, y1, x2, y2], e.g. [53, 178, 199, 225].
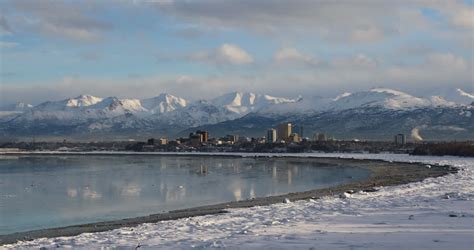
[143, 122, 333, 151]
[267, 123, 301, 143]
[145, 130, 244, 150]
[108, 130, 414, 153]
[267, 123, 329, 144]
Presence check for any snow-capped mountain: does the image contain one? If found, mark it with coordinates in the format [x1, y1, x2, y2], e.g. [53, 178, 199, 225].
[66, 94, 104, 107]
[157, 100, 240, 127]
[88, 97, 147, 114]
[256, 95, 331, 117]
[33, 95, 103, 111]
[0, 88, 472, 139]
[426, 88, 474, 105]
[141, 93, 187, 114]
[210, 92, 298, 114]
[255, 88, 456, 118]
[329, 88, 453, 111]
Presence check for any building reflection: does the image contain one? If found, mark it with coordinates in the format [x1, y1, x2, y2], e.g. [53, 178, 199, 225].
[83, 187, 102, 200]
[199, 164, 208, 175]
[249, 186, 256, 199]
[287, 168, 292, 185]
[165, 184, 186, 202]
[233, 187, 242, 201]
[67, 187, 78, 198]
[121, 183, 141, 197]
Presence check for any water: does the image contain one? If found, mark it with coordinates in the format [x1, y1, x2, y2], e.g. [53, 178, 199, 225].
[0, 155, 369, 234]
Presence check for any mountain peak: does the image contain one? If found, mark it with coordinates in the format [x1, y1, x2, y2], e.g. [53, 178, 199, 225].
[369, 88, 410, 96]
[141, 93, 187, 114]
[333, 92, 352, 101]
[67, 94, 103, 107]
[426, 88, 474, 105]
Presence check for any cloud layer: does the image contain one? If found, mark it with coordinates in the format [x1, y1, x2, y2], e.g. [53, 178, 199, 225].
[191, 44, 254, 65]
[0, 0, 472, 105]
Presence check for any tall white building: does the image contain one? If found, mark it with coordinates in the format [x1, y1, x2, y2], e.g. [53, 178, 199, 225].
[267, 128, 277, 143]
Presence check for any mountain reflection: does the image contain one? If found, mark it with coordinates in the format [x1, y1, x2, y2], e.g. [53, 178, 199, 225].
[0, 156, 369, 234]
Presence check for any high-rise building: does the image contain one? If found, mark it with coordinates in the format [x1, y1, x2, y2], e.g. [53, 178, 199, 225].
[277, 123, 292, 141]
[289, 133, 301, 143]
[314, 133, 327, 141]
[394, 134, 406, 145]
[189, 133, 203, 147]
[196, 130, 209, 142]
[224, 134, 238, 144]
[159, 138, 168, 145]
[267, 128, 277, 143]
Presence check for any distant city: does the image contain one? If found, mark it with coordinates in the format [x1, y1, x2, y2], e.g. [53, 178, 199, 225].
[139, 122, 417, 150]
[2, 122, 472, 157]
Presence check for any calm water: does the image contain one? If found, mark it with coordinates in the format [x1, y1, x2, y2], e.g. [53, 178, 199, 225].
[0, 155, 369, 234]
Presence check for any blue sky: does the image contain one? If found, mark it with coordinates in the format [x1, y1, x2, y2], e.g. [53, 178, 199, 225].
[0, 0, 473, 105]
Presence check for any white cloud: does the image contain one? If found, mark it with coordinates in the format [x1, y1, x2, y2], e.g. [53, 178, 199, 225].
[331, 53, 378, 69]
[40, 22, 101, 42]
[154, 0, 443, 43]
[191, 43, 253, 65]
[452, 9, 474, 29]
[273, 47, 319, 66]
[2, 50, 471, 106]
[217, 43, 253, 64]
[154, 0, 474, 47]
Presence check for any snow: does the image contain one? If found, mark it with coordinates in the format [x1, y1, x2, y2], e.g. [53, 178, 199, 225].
[457, 88, 474, 99]
[369, 87, 411, 96]
[333, 92, 352, 101]
[66, 95, 103, 107]
[425, 88, 474, 105]
[210, 92, 298, 115]
[4, 153, 473, 249]
[330, 88, 440, 110]
[116, 99, 147, 113]
[3, 88, 472, 132]
[141, 93, 188, 114]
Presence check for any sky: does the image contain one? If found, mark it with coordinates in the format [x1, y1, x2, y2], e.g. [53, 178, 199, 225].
[0, 0, 473, 105]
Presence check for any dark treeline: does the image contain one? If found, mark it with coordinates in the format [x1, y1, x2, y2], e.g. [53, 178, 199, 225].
[1, 140, 473, 157]
[412, 142, 474, 157]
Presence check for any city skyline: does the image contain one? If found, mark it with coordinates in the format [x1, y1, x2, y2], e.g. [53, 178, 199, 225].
[1, 0, 473, 105]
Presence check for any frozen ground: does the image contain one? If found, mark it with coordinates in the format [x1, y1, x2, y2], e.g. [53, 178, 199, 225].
[3, 153, 474, 249]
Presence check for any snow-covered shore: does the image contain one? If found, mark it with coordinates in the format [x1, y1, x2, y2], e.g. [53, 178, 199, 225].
[3, 153, 473, 249]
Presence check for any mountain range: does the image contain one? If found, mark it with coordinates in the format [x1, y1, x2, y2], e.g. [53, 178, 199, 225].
[0, 88, 472, 141]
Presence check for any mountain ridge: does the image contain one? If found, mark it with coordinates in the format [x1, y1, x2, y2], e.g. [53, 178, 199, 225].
[1, 88, 472, 140]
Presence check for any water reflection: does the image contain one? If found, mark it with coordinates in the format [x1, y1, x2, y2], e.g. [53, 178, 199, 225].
[67, 188, 77, 198]
[121, 184, 141, 197]
[233, 186, 242, 201]
[0, 156, 369, 234]
[83, 188, 101, 200]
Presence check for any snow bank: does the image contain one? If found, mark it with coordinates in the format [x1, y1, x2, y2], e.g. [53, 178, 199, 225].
[4, 153, 474, 249]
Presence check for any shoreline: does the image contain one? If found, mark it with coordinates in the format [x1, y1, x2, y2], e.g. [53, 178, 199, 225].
[0, 154, 457, 246]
